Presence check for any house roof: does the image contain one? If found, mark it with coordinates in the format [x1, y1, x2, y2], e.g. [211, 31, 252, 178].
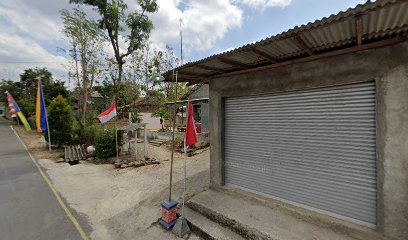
[179, 83, 204, 100]
[163, 0, 408, 84]
[90, 91, 103, 98]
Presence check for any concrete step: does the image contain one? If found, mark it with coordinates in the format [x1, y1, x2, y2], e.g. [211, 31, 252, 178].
[149, 142, 163, 146]
[184, 207, 246, 240]
[149, 139, 168, 146]
[187, 190, 381, 240]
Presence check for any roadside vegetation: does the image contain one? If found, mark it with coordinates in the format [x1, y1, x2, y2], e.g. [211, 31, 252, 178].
[0, 0, 191, 159]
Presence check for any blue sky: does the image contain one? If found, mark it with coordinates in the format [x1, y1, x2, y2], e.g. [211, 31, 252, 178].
[193, 0, 367, 60]
[0, 0, 367, 82]
[206, 0, 365, 57]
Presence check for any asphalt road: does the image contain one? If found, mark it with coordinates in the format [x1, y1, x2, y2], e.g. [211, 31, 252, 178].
[0, 120, 84, 240]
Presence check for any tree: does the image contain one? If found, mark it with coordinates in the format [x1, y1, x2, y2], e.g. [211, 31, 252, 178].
[46, 95, 78, 146]
[70, 0, 158, 98]
[0, 68, 70, 118]
[61, 7, 105, 125]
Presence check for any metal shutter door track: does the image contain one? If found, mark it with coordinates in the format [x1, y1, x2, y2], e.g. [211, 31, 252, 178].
[224, 81, 377, 226]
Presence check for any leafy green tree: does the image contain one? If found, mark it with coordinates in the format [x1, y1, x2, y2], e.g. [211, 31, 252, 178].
[61, 7, 105, 125]
[46, 95, 78, 146]
[70, 0, 158, 97]
[0, 68, 70, 118]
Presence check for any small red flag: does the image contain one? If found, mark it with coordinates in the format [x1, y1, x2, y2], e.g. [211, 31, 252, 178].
[185, 100, 197, 148]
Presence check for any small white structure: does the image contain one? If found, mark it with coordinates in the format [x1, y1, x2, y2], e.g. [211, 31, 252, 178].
[119, 123, 148, 160]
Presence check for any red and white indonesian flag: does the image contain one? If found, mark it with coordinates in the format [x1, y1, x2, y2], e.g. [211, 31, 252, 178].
[184, 100, 198, 152]
[98, 102, 117, 124]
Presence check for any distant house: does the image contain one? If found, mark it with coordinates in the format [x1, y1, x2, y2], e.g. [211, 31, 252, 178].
[180, 83, 209, 133]
[166, 83, 209, 133]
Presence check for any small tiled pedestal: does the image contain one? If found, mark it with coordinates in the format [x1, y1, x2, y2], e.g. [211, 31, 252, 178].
[159, 199, 178, 230]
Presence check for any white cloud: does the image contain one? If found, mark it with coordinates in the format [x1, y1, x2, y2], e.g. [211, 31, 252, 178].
[146, 0, 243, 53]
[0, 0, 69, 41]
[235, 0, 292, 9]
[0, 0, 244, 81]
[0, 33, 69, 81]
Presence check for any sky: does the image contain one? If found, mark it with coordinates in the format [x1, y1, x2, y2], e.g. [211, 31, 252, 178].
[0, 0, 368, 84]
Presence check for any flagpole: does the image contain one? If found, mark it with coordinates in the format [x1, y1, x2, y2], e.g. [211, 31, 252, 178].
[115, 116, 119, 163]
[182, 145, 187, 218]
[169, 70, 178, 201]
[38, 77, 51, 153]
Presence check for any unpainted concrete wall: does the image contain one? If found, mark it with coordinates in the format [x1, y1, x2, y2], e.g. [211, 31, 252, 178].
[189, 84, 209, 100]
[139, 112, 161, 130]
[209, 41, 408, 239]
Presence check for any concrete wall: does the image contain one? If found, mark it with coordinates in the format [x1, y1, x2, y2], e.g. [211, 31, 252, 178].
[189, 84, 209, 99]
[209, 41, 408, 239]
[139, 112, 162, 130]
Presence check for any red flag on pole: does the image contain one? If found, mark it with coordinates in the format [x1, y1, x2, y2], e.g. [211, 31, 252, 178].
[98, 102, 117, 124]
[184, 100, 197, 148]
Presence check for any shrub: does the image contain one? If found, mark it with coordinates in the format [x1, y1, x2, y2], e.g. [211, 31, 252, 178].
[81, 125, 99, 145]
[45, 95, 78, 146]
[28, 115, 36, 129]
[121, 106, 141, 123]
[94, 126, 122, 159]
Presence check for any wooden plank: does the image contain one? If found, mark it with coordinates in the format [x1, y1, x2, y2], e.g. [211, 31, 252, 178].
[213, 36, 406, 79]
[218, 57, 250, 69]
[64, 147, 69, 162]
[77, 145, 85, 160]
[195, 65, 226, 73]
[178, 71, 207, 77]
[67, 146, 72, 162]
[72, 146, 78, 161]
[250, 48, 277, 63]
[187, 79, 209, 85]
[293, 34, 314, 55]
[81, 144, 88, 156]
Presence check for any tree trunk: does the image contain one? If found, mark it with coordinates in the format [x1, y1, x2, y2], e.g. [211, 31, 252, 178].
[82, 88, 88, 125]
[116, 62, 123, 100]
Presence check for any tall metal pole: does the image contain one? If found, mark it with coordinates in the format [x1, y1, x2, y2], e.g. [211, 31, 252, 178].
[168, 19, 183, 201]
[180, 18, 183, 65]
[115, 117, 119, 162]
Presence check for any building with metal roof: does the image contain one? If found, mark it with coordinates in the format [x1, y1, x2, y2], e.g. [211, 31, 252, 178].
[164, 0, 408, 85]
[174, 1, 408, 239]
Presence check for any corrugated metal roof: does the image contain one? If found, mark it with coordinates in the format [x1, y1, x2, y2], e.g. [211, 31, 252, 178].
[164, 0, 408, 83]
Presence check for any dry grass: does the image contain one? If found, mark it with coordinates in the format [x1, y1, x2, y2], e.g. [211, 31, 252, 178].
[14, 125, 62, 160]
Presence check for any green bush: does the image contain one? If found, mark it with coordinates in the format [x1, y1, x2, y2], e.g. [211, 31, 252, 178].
[94, 126, 122, 159]
[28, 115, 36, 129]
[45, 95, 78, 146]
[81, 125, 99, 145]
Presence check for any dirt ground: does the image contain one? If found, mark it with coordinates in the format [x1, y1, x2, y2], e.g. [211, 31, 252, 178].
[14, 125, 209, 240]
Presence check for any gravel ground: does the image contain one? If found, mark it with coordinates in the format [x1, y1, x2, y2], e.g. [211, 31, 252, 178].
[15, 126, 209, 240]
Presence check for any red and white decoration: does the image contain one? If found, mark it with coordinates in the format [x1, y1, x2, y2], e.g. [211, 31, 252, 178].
[98, 102, 117, 124]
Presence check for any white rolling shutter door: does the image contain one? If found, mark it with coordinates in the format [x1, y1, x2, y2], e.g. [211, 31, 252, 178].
[224, 82, 377, 226]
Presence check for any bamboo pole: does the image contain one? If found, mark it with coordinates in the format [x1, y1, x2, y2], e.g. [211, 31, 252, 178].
[115, 117, 119, 162]
[169, 70, 178, 201]
[38, 77, 51, 153]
